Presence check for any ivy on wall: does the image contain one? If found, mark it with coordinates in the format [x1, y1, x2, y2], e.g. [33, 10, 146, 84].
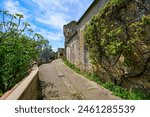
[84, 0, 150, 88]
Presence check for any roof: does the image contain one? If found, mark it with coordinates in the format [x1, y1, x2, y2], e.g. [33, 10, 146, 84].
[77, 0, 99, 24]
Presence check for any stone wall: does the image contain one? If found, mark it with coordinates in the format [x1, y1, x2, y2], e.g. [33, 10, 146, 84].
[84, 0, 150, 91]
[78, 0, 110, 29]
[58, 48, 65, 59]
[64, 0, 150, 92]
[63, 21, 77, 49]
[1, 65, 39, 100]
[66, 33, 80, 67]
[64, 0, 109, 71]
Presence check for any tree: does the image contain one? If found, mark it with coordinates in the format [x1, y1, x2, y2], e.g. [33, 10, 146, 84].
[0, 10, 50, 95]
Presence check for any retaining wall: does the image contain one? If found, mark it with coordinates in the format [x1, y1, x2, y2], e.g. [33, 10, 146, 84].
[0, 65, 39, 100]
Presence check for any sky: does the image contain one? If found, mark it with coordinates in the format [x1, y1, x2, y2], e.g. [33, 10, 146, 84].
[0, 0, 93, 51]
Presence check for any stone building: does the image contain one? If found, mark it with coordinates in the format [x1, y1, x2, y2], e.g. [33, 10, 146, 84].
[63, 0, 109, 71]
[64, 0, 150, 92]
[41, 48, 51, 63]
[57, 48, 65, 58]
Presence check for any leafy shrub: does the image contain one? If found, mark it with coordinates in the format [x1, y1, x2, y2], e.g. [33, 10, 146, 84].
[0, 10, 49, 94]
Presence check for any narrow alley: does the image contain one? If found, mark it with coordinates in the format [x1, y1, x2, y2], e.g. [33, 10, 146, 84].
[38, 59, 119, 100]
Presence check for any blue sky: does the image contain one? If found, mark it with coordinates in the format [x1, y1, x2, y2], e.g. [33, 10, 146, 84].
[0, 0, 93, 51]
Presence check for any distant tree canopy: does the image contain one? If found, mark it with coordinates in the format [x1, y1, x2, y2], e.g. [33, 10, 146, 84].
[0, 10, 52, 95]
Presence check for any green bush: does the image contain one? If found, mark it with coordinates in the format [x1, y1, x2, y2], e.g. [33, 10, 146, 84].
[0, 10, 49, 94]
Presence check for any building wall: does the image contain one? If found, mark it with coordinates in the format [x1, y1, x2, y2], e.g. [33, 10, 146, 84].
[64, 0, 110, 71]
[78, 0, 109, 29]
[77, 0, 109, 71]
[58, 48, 65, 59]
[64, 0, 150, 92]
[78, 27, 92, 71]
[66, 33, 80, 67]
[63, 21, 77, 49]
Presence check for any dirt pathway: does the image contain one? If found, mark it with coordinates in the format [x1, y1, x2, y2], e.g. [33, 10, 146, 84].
[38, 59, 120, 100]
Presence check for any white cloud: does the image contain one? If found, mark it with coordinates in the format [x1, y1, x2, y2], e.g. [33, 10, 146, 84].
[35, 13, 67, 30]
[2, 0, 93, 50]
[31, 0, 93, 29]
[32, 0, 68, 12]
[3, 0, 30, 19]
[32, 0, 70, 30]
[37, 28, 63, 42]
[52, 47, 57, 52]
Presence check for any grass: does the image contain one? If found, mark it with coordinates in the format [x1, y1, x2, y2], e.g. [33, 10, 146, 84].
[0, 91, 2, 97]
[63, 59, 150, 100]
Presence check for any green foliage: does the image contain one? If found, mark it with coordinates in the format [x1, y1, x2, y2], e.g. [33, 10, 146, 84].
[84, 1, 128, 62]
[0, 91, 2, 97]
[142, 15, 150, 24]
[63, 59, 150, 100]
[103, 82, 150, 100]
[63, 60, 80, 73]
[0, 10, 50, 94]
[84, 0, 150, 89]
[99, 0, 126, 17]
